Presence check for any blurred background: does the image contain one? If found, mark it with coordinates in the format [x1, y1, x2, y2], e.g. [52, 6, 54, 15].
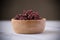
[1, 0, 60, 20]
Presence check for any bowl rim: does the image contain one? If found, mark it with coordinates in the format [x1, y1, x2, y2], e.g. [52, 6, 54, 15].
[11, 18, 46, 21]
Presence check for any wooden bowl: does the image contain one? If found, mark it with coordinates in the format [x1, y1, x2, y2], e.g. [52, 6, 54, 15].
[11, 18, 46, 34]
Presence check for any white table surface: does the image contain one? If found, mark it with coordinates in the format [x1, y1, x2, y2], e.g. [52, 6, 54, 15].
[0, 20, 60, 40]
